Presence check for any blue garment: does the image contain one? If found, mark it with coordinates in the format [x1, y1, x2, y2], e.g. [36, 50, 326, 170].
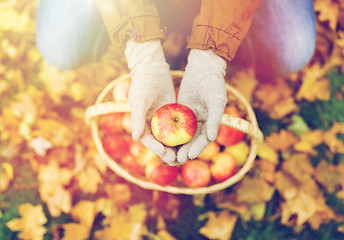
[36, 0, 110, 70]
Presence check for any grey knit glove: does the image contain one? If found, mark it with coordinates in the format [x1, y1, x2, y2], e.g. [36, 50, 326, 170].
[177, 49, 227, 164]
[124, 39, 177, 165]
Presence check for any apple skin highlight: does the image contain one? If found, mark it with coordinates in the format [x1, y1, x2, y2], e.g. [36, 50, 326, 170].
[151, 103, 197, 147]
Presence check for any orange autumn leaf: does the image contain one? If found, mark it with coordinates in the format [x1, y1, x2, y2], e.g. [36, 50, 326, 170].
[6, 203, 47, 240]
[199, 211, 238, 240]
[323, 122, 344, 154]
[314, 0, 340, 30]
[254, 79, 297, 119]
[265, 130, 299, 152]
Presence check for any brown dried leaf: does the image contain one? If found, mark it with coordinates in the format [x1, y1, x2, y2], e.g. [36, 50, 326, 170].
[314, 161, 343, 193]
[236, 175, 275, 204]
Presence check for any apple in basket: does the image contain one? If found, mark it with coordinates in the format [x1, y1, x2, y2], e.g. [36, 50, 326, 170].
[181, 160, 211, 188]
[99, 113, 125, 134]
[145, 158, 179, 186]
[151, 103, 197, 147]
[102, 134, 129, 160]
[113, 78, 131, 101]
[210, 152, 237, 182]
[215, 105, 246, 147]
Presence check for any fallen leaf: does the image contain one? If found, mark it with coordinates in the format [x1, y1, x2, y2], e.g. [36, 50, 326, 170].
[6, 203, 47, 240]
[62, 223, 90, 240]
[199, 211, 238, 240]
[75, 166, 103, 194]
[265, 130, 299, 152]
[236, 175, 275, 204]
[254, 79, 297, 119]
[94, 204, 147, 240]
[28, 136, 53, 156]
[314, 161, 342, 193]
[296, 63, 331, 101]
[294, 130, 324, 155]
[105, 183, 132, 208]
[227, 68, 258, 102]
[314, 0, 340, 30]
[323, 122, 344, 154]
[38, 160, 73, 217]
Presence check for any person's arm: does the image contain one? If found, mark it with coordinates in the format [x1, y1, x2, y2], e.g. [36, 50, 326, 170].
[95, 0, 177, 165]
[187, 0, 262, 63]
[94, 0, 166, 47]
[177, 0, 262, 164]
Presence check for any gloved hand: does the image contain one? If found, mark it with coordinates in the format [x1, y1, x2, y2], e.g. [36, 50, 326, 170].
[124, 39, 177, 165]
[177, 49, 227, 164]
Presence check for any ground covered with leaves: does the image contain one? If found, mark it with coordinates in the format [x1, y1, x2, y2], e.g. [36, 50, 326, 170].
[1, 0, 344, 240]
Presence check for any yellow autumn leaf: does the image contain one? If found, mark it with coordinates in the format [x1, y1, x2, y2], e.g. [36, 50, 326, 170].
[94, 204, 147, 240]
[227, 68, 258, 102]
[6, 203, 47, 240]
[76, 166, 103, 194]
[254, 79, 297, 119]
[257, 141, 279, 164]
[296, 63, 331, 101]
[62, 223, 90, 240]
[294, 130, 324, 155]
[323, 122, 344, 154]
[0, 8, 33, 33]
[199, 211, 238, 240]
[38, 61, 76, 104]
[38, 160, 73, 217]
[34, 118, 75, 147]
[71, 200, 97, 228]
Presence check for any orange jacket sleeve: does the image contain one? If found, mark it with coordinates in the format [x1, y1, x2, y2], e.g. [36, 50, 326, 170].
[94, 0, 166, 48]
[187, 0, 262, 63]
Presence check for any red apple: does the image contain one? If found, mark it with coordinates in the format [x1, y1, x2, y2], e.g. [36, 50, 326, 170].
[215, 105, 246, 147]
[210, 152, 237, 182]
[102, 134, 129, 160]
[151, 103, 197, 147]
[121, 154, 145, 175]
[145, 158, 179, 186]
[113, 78, 131, 101]
[181, 160, 211, 188]
[99, 113, 125, 134]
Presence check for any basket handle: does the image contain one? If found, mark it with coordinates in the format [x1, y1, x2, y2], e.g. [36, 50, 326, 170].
[85, 101, 263, 145]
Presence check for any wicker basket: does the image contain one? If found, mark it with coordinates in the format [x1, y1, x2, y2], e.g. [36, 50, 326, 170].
[85, 70, 263, 195]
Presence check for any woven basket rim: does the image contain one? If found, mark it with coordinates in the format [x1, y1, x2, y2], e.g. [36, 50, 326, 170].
[86, 70, 263, 195]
